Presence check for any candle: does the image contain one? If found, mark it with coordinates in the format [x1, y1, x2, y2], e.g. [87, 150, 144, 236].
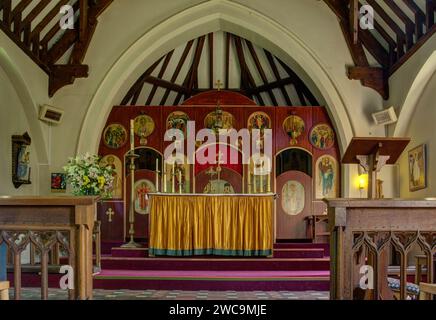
[179, 170, 182, 194]
[163, 162, 167, 193]
[267, 173, 271, 193]
[172, 163, 175, 193]
[260, 173, 264, 193]
[253, 174, 257, 194]
[130, 119, 135, 151]
[155, 158, 159, 192]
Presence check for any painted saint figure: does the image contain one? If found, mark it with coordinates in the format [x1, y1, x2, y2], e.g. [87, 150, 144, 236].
[136, 182, 150, 212]
[318, 157, 334, 197]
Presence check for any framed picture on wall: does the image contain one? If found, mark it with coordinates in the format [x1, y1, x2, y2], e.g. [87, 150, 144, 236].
[408, 144, 427, 192]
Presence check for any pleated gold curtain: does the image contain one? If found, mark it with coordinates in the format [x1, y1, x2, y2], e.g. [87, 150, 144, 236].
[149, 195, 274, 256]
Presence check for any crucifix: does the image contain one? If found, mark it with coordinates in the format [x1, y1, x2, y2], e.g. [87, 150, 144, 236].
[106, 208, 115, 223]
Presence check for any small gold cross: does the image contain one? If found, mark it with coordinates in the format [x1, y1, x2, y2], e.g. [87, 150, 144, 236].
[215, 80, 222, 91]
[106, 208, 115, 223]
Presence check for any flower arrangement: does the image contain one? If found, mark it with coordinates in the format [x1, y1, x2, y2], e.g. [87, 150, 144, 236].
[63, 153, 114, 198]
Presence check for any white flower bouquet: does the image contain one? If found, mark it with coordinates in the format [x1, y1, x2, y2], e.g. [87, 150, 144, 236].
[63, 153, 115, 198]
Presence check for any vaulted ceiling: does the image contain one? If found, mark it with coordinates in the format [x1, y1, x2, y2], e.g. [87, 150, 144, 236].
[120, 31, 319, 107]
[0, 0, 435, 100]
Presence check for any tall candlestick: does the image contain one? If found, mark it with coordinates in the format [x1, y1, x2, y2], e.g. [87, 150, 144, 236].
[248, 174, 252, 194]
[130, 119, 135, 151]
[260, 174, 264, 193]
[155, 158, 159, 192]
[163, 162, 167, 193]
[267, 173, 271, 193]
[179, 170, 182, 194]
[172, 163, 175, 193]
[253, 174, 257, 194]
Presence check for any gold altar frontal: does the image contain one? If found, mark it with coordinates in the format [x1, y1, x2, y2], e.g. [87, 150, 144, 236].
[148, 194, 275, 257]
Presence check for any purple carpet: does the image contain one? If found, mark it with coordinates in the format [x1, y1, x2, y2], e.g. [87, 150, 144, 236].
[15, 242, 332, 292]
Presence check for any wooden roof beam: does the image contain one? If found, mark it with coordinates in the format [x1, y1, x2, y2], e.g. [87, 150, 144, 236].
[159, 39, 194, 105]
[246, 40, 278, 106]
[402, 0, 426, 39]
[145, 50, 174, 105]
[385, 0, 416, 48]
[365, 0, 407, 56]
[264, 49, 292, 105]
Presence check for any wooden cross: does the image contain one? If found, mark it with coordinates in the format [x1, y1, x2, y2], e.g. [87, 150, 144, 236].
[106, 208, 115, 223]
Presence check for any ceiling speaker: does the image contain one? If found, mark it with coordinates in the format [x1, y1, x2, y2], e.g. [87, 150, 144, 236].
[372, 106, 397, 126]
[39, 105, 64, 124]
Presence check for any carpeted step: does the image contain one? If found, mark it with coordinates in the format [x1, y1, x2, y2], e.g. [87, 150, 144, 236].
[111, 247, 326, 259]
[93, 270, 330, 292]
[100, 256, 330, 271]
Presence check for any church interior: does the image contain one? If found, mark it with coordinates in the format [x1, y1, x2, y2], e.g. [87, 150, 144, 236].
[0, 0, 436, 302]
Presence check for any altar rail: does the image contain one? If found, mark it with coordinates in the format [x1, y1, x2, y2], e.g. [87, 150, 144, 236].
[325, 199, 436, 300]
[0, 197, 98, 300]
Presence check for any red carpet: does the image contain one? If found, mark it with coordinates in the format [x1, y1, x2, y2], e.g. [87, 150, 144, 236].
[16, 243, 331, 292]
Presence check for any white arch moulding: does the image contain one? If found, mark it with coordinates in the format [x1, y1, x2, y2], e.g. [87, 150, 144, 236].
[77, 0, 355, 194]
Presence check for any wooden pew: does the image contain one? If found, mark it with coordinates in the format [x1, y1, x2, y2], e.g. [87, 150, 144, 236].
[0, 281, 9, 300]
[0, 196, 98, 300]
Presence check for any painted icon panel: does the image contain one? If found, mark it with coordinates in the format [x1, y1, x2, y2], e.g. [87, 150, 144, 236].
[100, 154, 123, 199]
[310, 124, 335, 150]
[283, 115, 305, 145]
[103, 124, 127, 149]
[281, 180, 305, 216]
[134, 179, 156, 214]
[315, 155, 338, 199]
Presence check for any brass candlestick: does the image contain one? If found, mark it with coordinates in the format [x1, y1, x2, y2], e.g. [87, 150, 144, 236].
[121, 150, 142, 248]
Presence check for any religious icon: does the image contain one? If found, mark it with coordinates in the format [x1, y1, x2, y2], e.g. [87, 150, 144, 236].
[51, 173, 66, 193]
[408, 144, 427, 192]
[134, 179, 156, 214]
[100, 155, 123, 198]
[103, 124, 127, 149]
[16, 145, 31, 181]
[248, 112, 271, 132]
[283, 115, 305, 145]
[281, 180, 305, 216]
[310, 124, 335, 150]
[166, 111, 190, 136]
[134, 115, 155, 145]
[315, 155, 338, 199]
[204, 111, 235, 133]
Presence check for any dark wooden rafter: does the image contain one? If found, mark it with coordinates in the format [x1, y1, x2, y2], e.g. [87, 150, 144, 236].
[160, 39, 194, 105]
[324, 0, 388, 99]
[121, 32, 318, 107]
[263, 49, 293, 106]
[246, 40, 278, 106]
[145, 50, 174, 105]
[173, 35, 206, 105]
[325, 0, 436, 100]
[0, 0, 113, 97]
[120, 55, 165, 105]
[232, 35, 264, 105]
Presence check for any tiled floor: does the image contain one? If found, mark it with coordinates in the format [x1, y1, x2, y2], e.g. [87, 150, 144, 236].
[10, 289, 329, 300]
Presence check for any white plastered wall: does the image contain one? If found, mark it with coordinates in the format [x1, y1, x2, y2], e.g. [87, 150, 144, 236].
[1, 0, 391, 197]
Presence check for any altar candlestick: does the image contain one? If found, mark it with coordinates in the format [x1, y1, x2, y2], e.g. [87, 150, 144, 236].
[248, 174, 252, 194]
[155, 158, 159, 192]
[260, 174, 264, 193]
[179, 170, 183, 194]
[172, 163, 175, 193]
[163, 162, 167, 193]
[267, 173, 271, 193]
[253, 174, 257, 194]
[130, 119, 135, 151]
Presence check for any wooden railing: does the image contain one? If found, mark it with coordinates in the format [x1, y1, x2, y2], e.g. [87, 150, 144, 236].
[326, 199, 436, 300]
[0, 197, 98, 300]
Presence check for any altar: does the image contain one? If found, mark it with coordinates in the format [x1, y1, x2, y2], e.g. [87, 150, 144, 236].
[148, 194, 275, 257]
